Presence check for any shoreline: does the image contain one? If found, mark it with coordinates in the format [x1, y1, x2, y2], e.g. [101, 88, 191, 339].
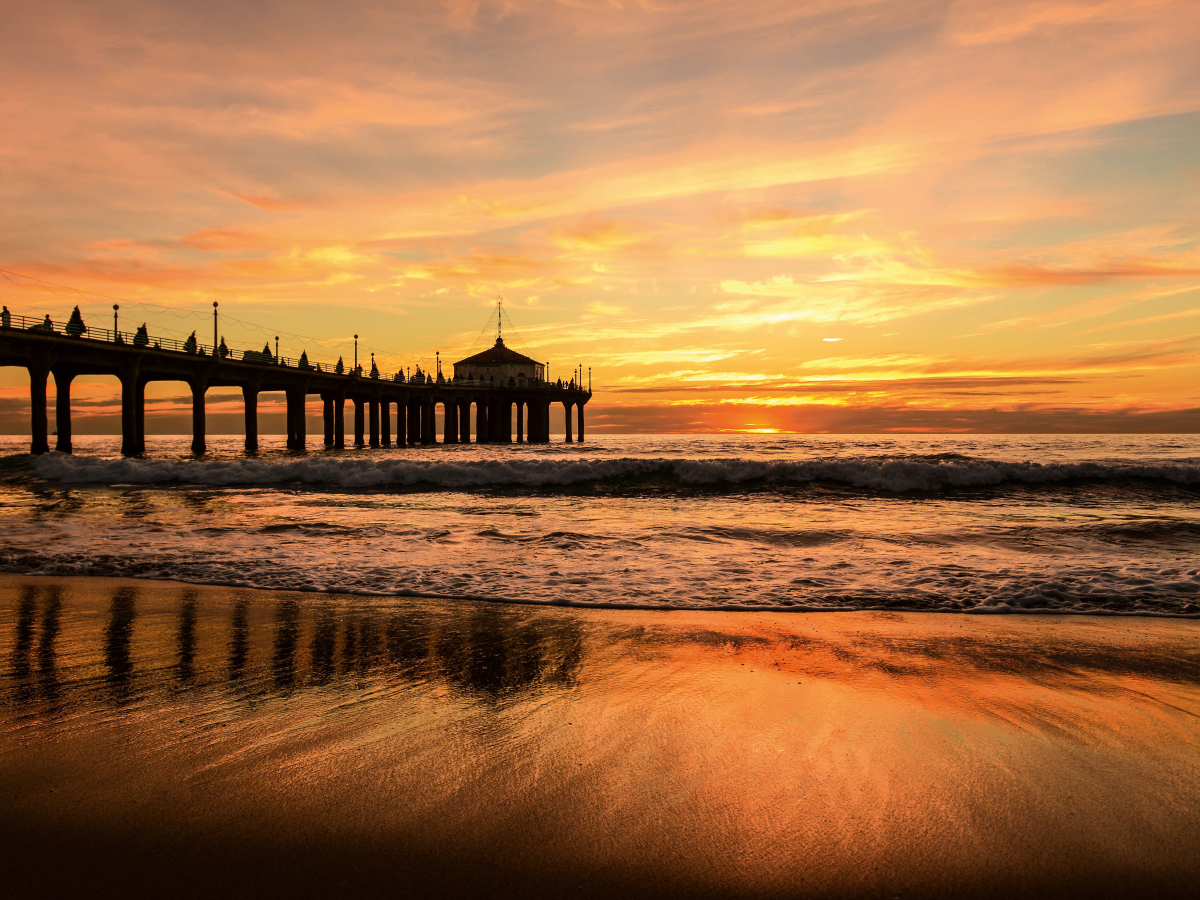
[3, 571, 1200, 617]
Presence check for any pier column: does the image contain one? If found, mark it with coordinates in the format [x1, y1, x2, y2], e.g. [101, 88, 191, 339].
[500, 400, 512, 444]
[120, 371, 137, 457]
[29, 365, 50, 455]
[286, 389, 306, 451]
[475, 399, 488, 443]
[577, 403, 585, 443]
[516, 402, 524, 444]
[407, 400, 421, 445]
[423, 400, 436, 444]
[134, 381, 146, 455]
[395, 399, 407, 447]
[443, 401, 457, 444]
[242, 386, 258, 453]
[334, 396, 345, 449]
[369, 399, 380, 448]
[53, 369, 74, 454]
[564, 401, 573, 443]
[323, 398, 334, 449]
[488, 397, 502, 443]
[353, 399, 365, 448]
[381, 400, 391, 447]
[191, 381, 206, 455]
[459, 401, 471, 443]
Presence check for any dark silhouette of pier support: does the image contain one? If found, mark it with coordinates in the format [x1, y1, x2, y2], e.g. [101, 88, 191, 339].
[369, 399, 380, 449]
[53, 368, 73, 454]
[191, 381, 206, 455]
[516, 402, 524, 444]
[577, 403, 585, 442]
[242, 386, 258, 453]
[381, 400, 392, 447]
[353, 398, 365, 448]
[564, 401, 573, 444]
[285, 389, 305, 451]
[334, 396, 346, 449]
[323, 398, 334, 448]
[29, 364, 50, 456]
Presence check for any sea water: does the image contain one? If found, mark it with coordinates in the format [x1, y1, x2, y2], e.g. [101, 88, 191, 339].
[1, 434, 1197, 615]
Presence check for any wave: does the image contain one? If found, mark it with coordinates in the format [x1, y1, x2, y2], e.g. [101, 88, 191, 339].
[30, 453, 1200, 492]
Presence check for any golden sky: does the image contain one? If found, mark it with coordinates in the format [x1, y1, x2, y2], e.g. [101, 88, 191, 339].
[2, 0, 1199, 432]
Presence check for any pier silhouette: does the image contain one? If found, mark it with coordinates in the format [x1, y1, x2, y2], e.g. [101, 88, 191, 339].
[0, 305, 591, 456]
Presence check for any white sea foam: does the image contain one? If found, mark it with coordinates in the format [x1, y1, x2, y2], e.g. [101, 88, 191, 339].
[31, 453, 1200, 492]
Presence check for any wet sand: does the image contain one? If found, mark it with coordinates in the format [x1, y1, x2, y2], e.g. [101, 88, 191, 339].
[1, 575, 1198, 899]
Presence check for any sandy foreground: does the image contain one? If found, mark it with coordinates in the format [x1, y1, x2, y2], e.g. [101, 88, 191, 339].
[1, 575, 1198, 899]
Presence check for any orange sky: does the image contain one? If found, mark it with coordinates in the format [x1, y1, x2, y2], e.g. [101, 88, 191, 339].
[2, 0, 1199, 433]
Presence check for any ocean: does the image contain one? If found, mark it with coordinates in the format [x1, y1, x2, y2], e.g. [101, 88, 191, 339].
[2, 433, 1198, 616]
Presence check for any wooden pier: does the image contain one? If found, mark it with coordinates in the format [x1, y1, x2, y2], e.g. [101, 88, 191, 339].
[0, 311, 590, 455]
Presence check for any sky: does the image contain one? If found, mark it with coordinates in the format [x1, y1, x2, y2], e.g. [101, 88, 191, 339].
[2, 0, 1199, 434]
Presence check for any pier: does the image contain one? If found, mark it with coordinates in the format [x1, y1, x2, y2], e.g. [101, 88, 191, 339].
[0, 308, 590, 455]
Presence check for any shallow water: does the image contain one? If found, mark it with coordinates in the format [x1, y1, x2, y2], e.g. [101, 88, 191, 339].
[2, 433, 1199, 615]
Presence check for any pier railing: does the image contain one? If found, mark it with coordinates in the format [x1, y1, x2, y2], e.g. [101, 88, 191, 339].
[2, 311, 587, 391]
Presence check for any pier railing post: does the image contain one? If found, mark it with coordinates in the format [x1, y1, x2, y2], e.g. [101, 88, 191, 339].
[53, 368, 74, 454]
[191, 381, 207, 455]
[29, 364, 50, 455]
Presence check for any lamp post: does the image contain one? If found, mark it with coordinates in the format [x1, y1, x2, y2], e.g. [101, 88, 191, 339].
[113, 304, 119, 340]
[213, 302, 218, 353]
[275, 336, 279, 364]
[354, 335, 358, 372]
[589, 367, 591, 392]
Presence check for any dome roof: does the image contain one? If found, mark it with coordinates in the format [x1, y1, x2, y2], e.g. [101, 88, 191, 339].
[454, 337, 540, 367]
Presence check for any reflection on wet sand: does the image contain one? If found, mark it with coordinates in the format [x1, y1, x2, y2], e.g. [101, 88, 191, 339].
[2, 577, 1199, 900]
[103, 586, 136, 702]
[2, 580, 585, 710]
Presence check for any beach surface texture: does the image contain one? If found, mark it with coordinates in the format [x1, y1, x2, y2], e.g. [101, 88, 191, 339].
[2, 575, 1198, 898]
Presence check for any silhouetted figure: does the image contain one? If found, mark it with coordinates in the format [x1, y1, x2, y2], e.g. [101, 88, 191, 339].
[183, 331, 198, 354]
[1, 305, 9, 327]
[133, 323, 149, 346]
[335, 356, 344, 374]
[218, 336, 229, 358]
[65, 306, 85, 337]
[299, 350, 312, 370]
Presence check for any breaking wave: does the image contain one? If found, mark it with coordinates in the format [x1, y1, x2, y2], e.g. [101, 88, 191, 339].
[30, 452, 1200, 493]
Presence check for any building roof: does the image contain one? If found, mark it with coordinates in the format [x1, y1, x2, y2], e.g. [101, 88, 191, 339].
[454, 337, 541, 368]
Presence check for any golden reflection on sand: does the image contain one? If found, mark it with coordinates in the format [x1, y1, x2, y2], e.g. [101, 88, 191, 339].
[1, 576, 1198, 899]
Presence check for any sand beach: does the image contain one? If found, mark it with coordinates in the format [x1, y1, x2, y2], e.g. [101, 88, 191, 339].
[2, 574, 1198, 898]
